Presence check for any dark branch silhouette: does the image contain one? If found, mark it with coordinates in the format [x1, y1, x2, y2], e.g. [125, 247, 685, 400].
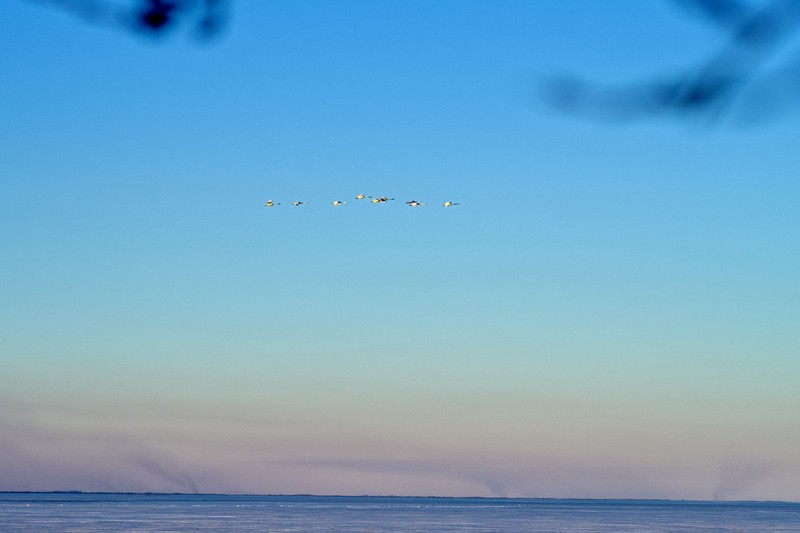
[673, 0, 753, 30]
[22, 0, 800, 124]
[542, 0, 800, 124]
[23, 0, 231, 39]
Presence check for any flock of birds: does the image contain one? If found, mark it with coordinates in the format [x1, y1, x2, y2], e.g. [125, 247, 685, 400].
[264, 195, 460, 208]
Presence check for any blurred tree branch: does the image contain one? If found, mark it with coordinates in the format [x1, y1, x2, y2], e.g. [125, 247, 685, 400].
[22, 0, 232, 39]
[542, 0, 800, 124]
[21, 0, 800, 124]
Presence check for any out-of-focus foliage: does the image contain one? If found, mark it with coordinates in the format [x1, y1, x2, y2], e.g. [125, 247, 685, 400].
[21, 0, 800, 124]
[23, 0, 231, 40]
[542, 0, 800, 124]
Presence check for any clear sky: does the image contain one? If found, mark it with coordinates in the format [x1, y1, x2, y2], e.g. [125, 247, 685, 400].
[1, 0, 799, 500]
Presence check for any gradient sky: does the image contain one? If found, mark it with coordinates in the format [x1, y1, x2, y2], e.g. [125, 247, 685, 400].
[2, 0, 799, 500]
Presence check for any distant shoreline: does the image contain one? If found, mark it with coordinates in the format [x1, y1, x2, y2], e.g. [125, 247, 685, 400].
[1, 491, 797, 504]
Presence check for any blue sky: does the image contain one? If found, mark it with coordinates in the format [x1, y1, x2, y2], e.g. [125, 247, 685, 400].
[2, 0, 799, 499]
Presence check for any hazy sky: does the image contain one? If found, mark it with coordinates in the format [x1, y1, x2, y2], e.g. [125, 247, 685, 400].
[2, 0, 799, 500]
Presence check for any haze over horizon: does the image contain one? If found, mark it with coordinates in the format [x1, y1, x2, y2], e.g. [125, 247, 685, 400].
[2, 0, 799, 501]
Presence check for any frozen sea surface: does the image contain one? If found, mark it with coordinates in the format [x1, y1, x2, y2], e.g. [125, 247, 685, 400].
[2, 493, 800, 532]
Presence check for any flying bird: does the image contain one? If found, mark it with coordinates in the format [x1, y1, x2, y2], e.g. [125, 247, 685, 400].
[263, 196, 457, 209]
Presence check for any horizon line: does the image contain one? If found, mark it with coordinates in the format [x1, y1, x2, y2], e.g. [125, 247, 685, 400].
[1, 491, 798, 505]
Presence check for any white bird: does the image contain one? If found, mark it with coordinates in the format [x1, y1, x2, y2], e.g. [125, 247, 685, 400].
[443, 201, 460, 207]
[265, 200, 279, 207]
[372, 196, 395, 203]
[292, 201, 306, 206]
[356, 194, 372, 200]
[405, 200, 425, 207]
[332, 200, 347, 206]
